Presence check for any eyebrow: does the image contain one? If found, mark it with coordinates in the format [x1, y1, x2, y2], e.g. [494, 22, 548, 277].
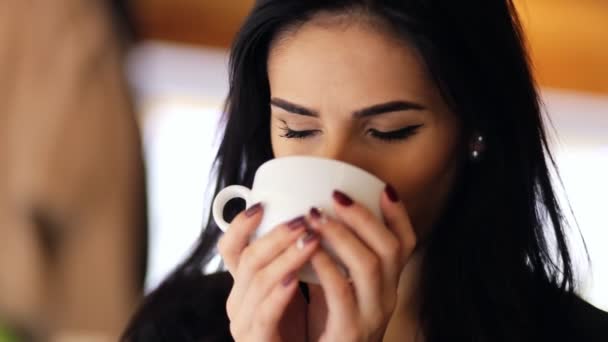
[270, 97, 425, 118]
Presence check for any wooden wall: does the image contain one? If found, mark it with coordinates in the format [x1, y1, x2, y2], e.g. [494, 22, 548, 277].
[132, 0, 608, 95]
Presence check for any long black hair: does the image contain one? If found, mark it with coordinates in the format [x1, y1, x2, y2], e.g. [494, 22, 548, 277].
[107, 0, 139, 45]
[124, 1, 579, 340]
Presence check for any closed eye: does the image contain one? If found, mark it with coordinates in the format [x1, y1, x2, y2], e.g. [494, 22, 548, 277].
[367, 124, 423, 142]
[278, 122, 320, 139]
[277, 122, 423, 142]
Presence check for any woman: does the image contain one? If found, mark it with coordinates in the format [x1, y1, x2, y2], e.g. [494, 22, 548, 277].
[123, 0, 608, 341]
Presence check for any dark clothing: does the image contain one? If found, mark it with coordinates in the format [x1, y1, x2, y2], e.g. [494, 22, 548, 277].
[123, 271, 608, 342]
[125, 272, 234, 342]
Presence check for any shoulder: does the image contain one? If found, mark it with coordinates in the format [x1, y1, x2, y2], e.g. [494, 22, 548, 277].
[528, 278, 608, 341]
[122, 271, 234, 342]
[566, 295, 608, 341]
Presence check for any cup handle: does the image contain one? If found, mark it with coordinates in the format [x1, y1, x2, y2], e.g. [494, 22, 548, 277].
[212, 185, 252, 231]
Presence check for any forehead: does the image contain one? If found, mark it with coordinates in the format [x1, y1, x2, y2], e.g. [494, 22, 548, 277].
[267, 20, 435, 105]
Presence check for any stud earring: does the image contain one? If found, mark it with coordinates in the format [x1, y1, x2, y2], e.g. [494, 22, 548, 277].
[470, 134, 486, 160]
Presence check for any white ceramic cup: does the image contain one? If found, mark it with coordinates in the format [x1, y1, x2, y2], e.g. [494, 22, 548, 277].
[212, 156, 386, 283]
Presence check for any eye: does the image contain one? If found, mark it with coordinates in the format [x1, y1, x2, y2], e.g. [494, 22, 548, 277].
[278, 124, 320, 139]
[367, 124, 423, 142]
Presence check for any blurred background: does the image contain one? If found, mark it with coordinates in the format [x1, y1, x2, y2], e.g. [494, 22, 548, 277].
[0, 0, 606, 341]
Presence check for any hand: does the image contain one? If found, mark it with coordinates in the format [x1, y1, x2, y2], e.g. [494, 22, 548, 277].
[217, 204, 320, 342]
[306, 185, 417, 342]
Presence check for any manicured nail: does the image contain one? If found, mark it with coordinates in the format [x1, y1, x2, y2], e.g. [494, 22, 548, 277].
[385, 184, 400, 203]
[309, 207, 328, 228]
[310, 207, 322, 219]
[245, 203, 263, 217]
[282, 273, 296, 287]
[296, 230, 319, 250]
[287, 216, 306, 230]
[333, 190, 353, 207]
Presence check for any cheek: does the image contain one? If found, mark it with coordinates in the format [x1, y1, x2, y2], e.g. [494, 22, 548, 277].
[270, 132, 309, 157]
[270, 129, 282, 157]
[400, 156, 461, 232]
[271, 126, 295, 157]
[381, 126, 463, 231]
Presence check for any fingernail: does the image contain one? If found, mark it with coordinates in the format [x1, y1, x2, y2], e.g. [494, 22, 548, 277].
[296, 230, 319, 250]
[309, 207, 328, 227]
[282, 273, 296, 287]
[245, 203, 263, 217]
[385, 184, 400, 203]
[310, 207, 322, 219]
[333, 190, 353, 207]
[287, 216, 306, 230]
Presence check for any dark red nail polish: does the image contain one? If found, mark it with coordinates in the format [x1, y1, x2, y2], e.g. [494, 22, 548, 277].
[245, 203, 263, 217]
[287, 216, 306, 230]
[333, 190, 353, 206]
[310, 207, 322, 219]
[385, 184, 400, 203]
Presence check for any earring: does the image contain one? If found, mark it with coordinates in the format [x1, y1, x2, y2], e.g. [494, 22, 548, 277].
[470, 134, 485, 160]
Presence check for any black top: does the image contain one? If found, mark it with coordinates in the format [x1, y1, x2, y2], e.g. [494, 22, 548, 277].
[123, 271, 608, 342]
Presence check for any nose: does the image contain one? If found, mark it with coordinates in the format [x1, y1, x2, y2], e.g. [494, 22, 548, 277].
[318, 134, 367, 170]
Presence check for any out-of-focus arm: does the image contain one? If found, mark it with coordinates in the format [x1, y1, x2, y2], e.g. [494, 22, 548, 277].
[0, 0, 147, 339]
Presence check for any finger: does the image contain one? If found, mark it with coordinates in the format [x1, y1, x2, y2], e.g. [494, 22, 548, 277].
[235, 216, 308, 278]
[330, 190, 404, 283]
[380, 184, 417, 264]
[309, 214, 382, 317]
[232, 271, 301, 340]
[217, 202, 264, 273]
[310, 249, 357, 327]
[253, 277, 301, 339]
[238, 230, 320, 331]
[227, 216, 308, 317]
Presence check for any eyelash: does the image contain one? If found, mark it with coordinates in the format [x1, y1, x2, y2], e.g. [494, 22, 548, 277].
[279, 127, 320, 139]
[278, 124, 423, 142]
[368, 125, 423, 142]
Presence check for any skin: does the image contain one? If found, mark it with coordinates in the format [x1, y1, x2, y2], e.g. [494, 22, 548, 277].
[218, 16, 463, 342]
[0, 1, 146, 340]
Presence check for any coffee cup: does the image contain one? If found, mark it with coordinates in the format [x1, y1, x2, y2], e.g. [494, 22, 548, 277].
[212, 156, 385, 283]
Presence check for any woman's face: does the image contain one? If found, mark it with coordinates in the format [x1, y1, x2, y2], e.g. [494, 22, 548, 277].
[268, 19, 463, 233]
